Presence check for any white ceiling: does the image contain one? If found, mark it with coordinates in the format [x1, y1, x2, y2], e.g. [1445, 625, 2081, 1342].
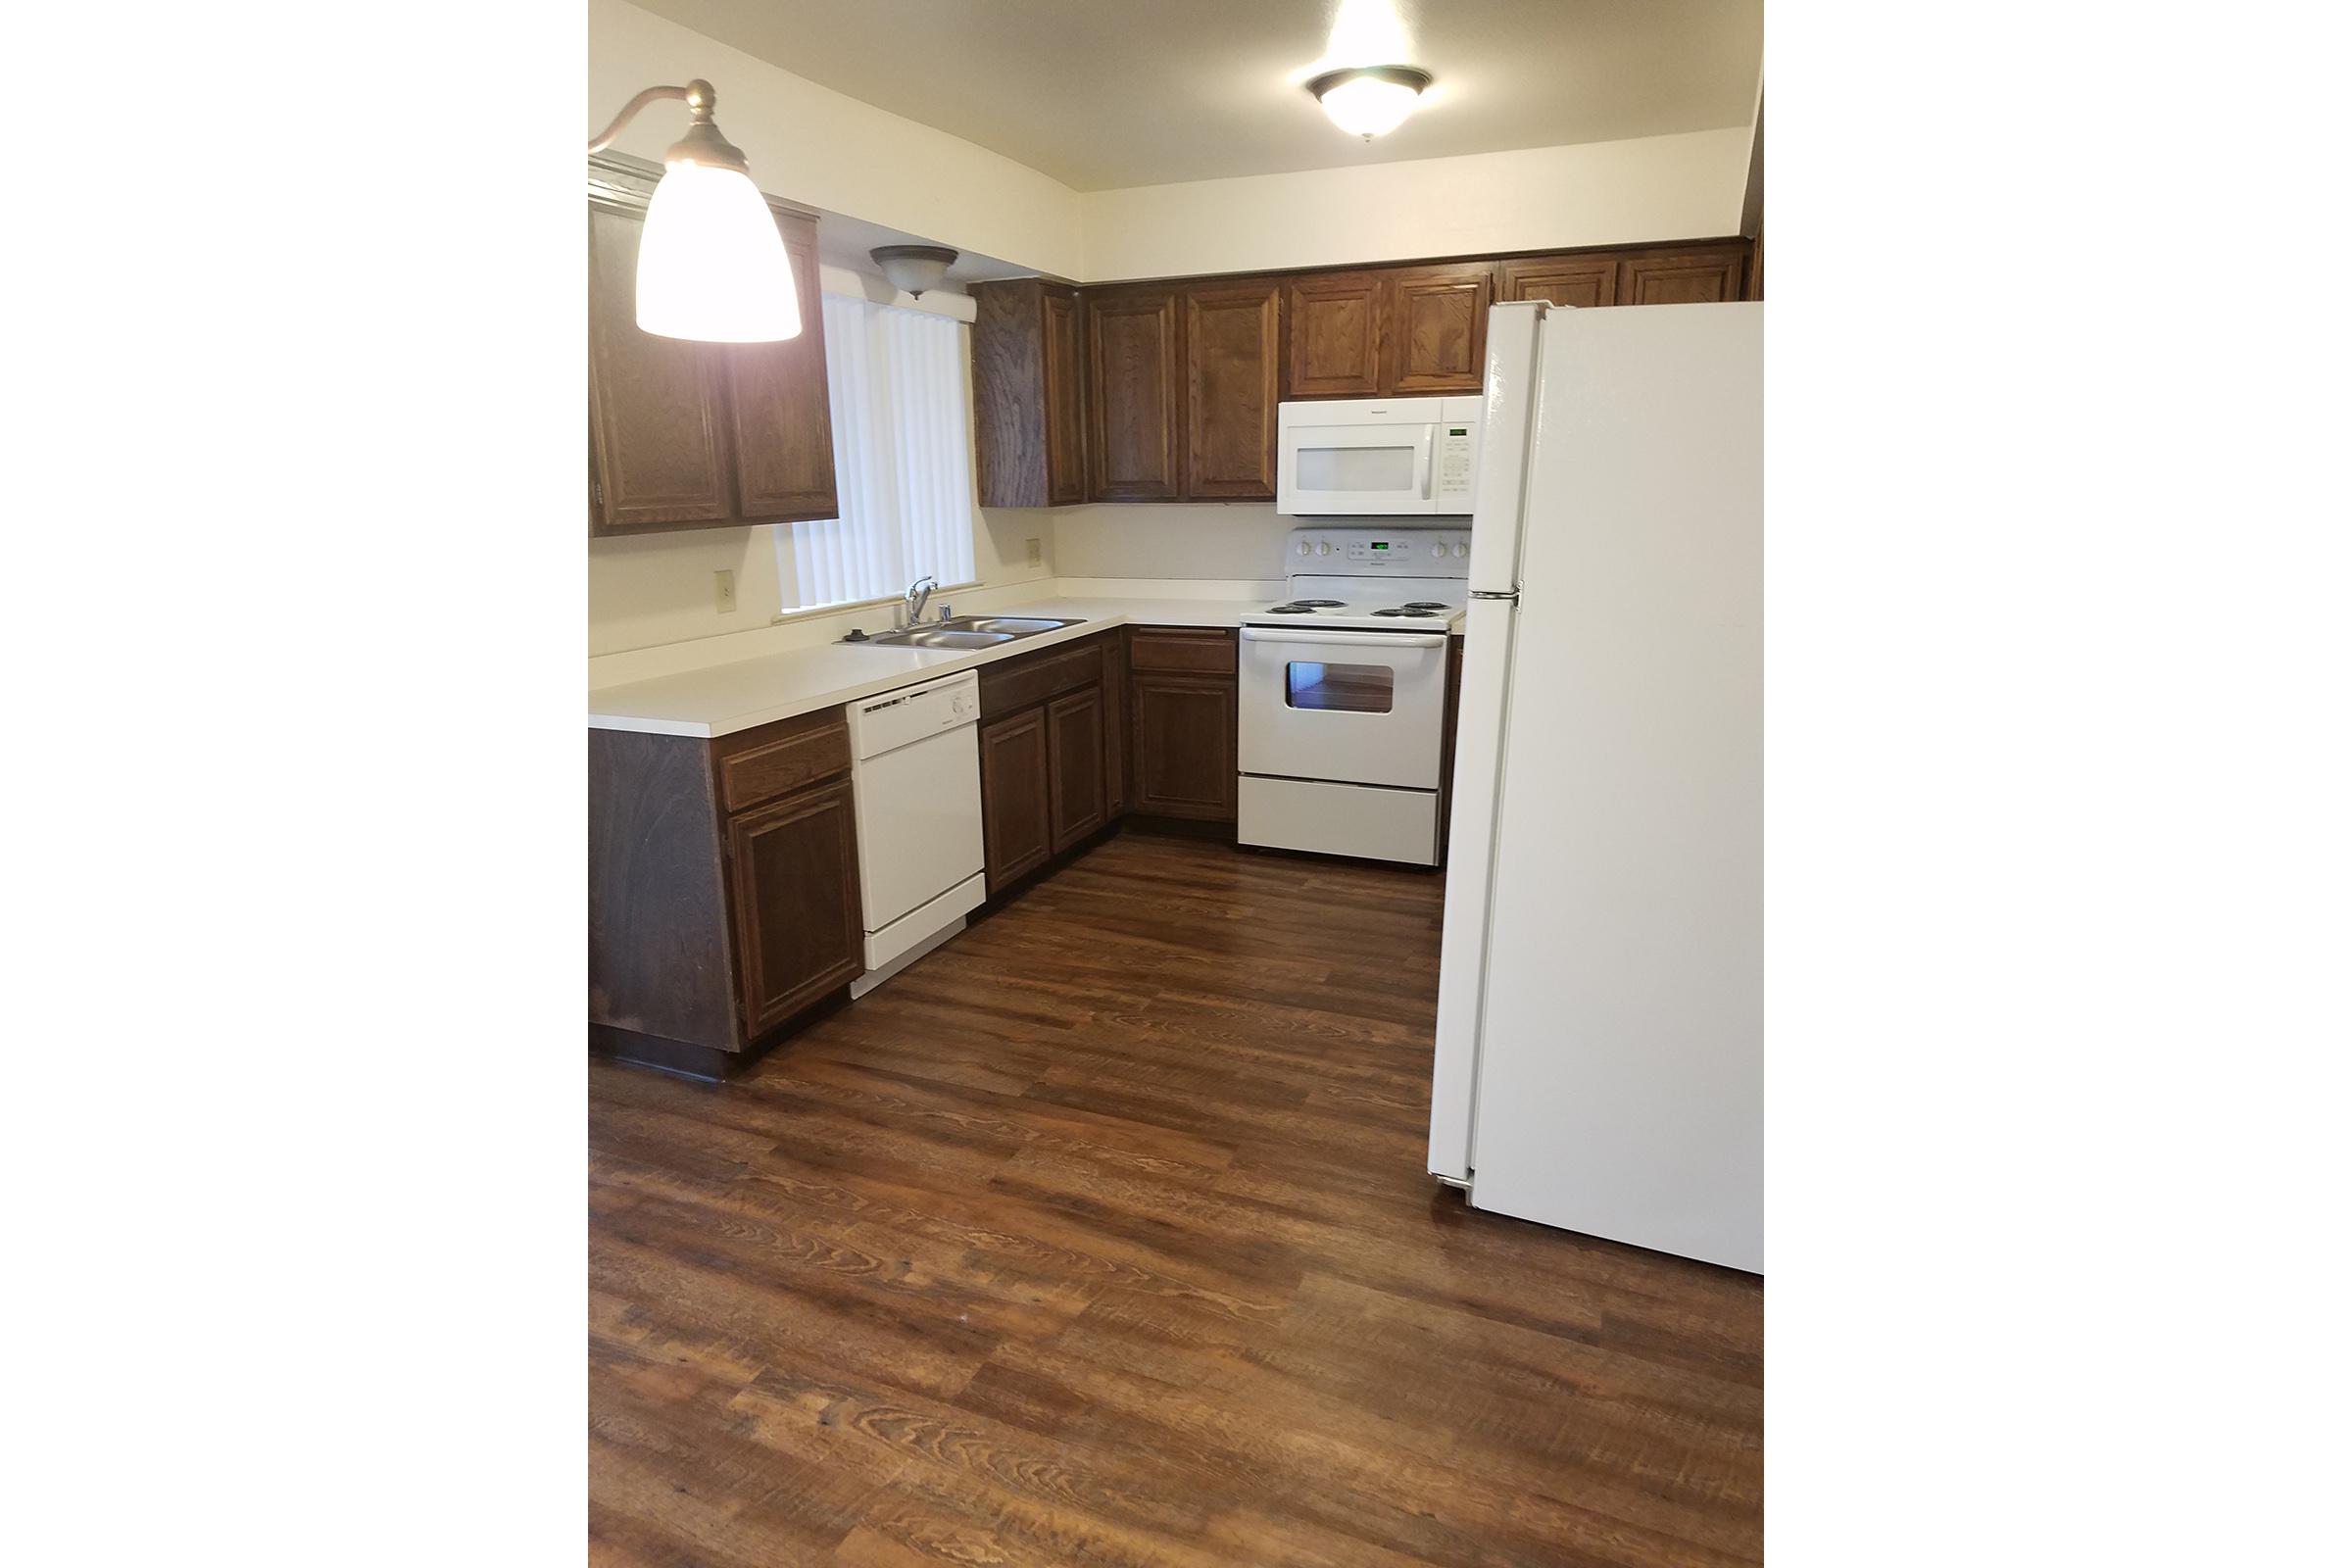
[631, 0, 1763, 192]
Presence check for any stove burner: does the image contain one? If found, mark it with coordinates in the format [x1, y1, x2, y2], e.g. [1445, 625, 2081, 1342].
[1263, 603, 1316, 614]
[1292, 598, 1346, 608]
[1371, 607, 1434, 617]
[1400, 601, 1449, 611]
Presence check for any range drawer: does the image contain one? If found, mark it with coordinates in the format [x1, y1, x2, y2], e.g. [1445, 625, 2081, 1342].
[1129, 626, 1237, 675]
[714, 710, 852, 814]
[979, 637, 1104, 717]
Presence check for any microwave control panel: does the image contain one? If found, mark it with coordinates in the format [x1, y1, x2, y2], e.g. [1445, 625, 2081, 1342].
[1435, 424, 1479, 508]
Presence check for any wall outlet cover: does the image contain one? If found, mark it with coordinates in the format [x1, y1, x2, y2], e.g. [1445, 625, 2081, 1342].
[714, 568, 737, 612]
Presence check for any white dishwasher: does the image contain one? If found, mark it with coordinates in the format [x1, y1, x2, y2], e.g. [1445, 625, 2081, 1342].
[844, 669, 987, 997]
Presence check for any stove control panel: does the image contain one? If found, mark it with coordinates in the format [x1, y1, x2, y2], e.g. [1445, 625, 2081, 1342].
[1289, 527, 1470, 571]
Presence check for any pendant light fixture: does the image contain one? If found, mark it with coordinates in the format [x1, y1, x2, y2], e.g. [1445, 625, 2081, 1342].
[587, 80, 800, 343]
[1306, 65, 1433, 140]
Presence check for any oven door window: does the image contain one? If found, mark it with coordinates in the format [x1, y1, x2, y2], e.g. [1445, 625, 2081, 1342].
[1286, 661, 1396, 713]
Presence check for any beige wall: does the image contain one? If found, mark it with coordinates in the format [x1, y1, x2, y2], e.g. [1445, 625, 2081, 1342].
[590, 0, 1084, 277]
[1043, 505, 1289, 583]
[1078, 127, 1752, 281]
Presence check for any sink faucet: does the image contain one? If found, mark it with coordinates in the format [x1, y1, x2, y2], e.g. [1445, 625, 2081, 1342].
[900, 574, 940, 628]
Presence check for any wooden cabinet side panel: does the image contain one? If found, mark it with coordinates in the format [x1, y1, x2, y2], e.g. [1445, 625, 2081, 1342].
[1087, 290, 1183, 500]
[588, 205, 734, 532]
[972, 279, 1051, 509]
[724, 215, 839, 520]
[979, 709, 1054, 893]
[726, 777, 864, 1035]
[1185, 281, 1281, 499]
[589, 729, 740, 1049]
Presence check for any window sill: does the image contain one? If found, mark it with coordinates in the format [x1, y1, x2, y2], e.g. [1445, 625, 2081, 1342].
[769, 580, 984, 627]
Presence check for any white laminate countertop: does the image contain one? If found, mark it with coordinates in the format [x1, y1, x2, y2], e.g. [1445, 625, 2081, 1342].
[588, 597, 1272, 739]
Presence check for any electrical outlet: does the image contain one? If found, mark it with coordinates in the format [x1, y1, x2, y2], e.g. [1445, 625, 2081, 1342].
[1025, 537, 1043, 566]
[713, 568, 737, 613]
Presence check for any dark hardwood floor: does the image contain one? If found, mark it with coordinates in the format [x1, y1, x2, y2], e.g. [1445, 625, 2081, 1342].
[589, 832, 1764, 1566]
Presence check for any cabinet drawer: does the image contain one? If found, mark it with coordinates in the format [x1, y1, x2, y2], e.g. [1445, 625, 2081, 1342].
[1129, 626, 1237, 675]
[716, 714, 851, 814]
[980, 639, 1104, 717]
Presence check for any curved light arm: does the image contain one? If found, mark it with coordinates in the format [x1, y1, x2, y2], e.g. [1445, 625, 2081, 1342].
[587, 79, 743, 172]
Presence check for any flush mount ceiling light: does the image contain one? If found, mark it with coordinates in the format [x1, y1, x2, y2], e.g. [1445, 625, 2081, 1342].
[1307, 65, 1433, 140]
[588, 79, 800, 343]
[870, 245, 959, 299]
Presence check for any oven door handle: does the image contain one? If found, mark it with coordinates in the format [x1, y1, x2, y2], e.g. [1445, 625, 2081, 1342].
[1241, 627, 1448, 649]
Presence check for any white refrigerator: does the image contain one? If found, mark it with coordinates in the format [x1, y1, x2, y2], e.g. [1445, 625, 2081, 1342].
[1428, 299, 1762, 1274]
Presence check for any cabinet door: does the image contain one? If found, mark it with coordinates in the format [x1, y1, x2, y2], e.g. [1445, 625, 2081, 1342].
[1042, 287, 1089, 505]
[723, 212, 839, 520]
[1102, 632, 1130, 817]
[1285, 271, 1384, 398]
[1131, 672, 1238, 822]
[725, 776, 863, 1035]
[1384, 264, 1495, 394]
[1047, 688, 1107, 852]
[588, 203, 733, 533]
[1498, 255, 1617, 310]
[1185, 280, 1281, 500]
[1087, 289, 1183, 500]
[979, 708, 1053, 893]
[1617, 249, 1746, 306]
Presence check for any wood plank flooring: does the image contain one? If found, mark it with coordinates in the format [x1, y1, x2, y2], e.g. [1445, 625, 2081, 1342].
[590, 832, 1763, 1566]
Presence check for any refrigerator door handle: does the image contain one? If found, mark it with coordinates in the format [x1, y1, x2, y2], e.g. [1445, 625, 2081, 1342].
[1468, 590, 1519, 601]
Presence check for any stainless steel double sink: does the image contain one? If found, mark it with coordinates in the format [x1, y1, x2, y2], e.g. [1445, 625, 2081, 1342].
[853, 615, 1081, 650]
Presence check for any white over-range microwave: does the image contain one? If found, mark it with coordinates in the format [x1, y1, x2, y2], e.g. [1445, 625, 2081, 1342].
[1275, 395, 1484, 517]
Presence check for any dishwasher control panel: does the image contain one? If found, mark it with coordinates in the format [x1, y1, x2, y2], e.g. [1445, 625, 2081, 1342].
[848, 669, 981, 760]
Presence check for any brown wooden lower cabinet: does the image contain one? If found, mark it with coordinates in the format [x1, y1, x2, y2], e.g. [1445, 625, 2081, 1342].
[1131, 669, 1239, 822]
[979, 706, 1053, 894]
[588, 706, 863, 1076]
[726, 776, 863, 1034]
[1047, 688, 1107, 851]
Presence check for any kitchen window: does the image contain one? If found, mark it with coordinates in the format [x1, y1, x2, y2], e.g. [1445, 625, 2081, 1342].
[778, 293, 978, 612]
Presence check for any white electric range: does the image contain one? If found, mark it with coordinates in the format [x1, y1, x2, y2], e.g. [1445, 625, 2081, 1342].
[1237, 527, 1470, 866]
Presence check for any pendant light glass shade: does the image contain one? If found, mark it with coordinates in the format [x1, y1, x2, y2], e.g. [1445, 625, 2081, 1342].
[635, 160, 801, 342]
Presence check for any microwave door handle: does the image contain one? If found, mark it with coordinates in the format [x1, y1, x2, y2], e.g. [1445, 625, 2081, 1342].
[1414, 429, 1434, 500]
[1242, 627, 1448, 649]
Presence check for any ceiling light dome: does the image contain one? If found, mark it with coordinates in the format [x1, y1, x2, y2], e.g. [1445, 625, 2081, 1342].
[1307, 65, 1433, 140]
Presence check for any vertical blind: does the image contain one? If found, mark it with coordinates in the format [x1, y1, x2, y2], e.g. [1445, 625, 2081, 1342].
[784, 293, 978, 611]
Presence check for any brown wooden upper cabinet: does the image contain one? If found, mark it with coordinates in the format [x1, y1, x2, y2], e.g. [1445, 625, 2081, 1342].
[1184, 280, 1282, 500]
[967, 237, 1753, 505]
[1087, 287, 1185, 501]
[588, 158, 838, 537]
[1498, 254, 1618, 310]
[1285, 270, 1385, 398]
[587, 201, 734, 531]
[722, 219, 837, 520]
[1616, 247, 1747, 306]
[1383, 263, 1494, 394]
[971, 278, 1088, 507]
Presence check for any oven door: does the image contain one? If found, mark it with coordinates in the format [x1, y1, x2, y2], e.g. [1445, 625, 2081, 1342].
[1239, 627, 1451, 789]
[1276, 422, 1437, 515]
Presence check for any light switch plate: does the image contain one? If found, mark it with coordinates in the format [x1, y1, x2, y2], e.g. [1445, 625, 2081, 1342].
[1025, 537, 1042, 566]
[714, 568, 737, 612]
